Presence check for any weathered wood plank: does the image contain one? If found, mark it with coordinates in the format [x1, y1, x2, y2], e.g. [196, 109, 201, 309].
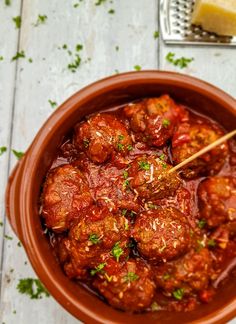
[0, 1, 158, 323]
[0, 0, 22, 310]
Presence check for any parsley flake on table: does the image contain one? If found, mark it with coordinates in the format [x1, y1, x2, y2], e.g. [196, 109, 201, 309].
[0, 146, 7, 156]
[138, 161, 150, 171]
[0, 56, 3, 61]
[173, 288, 184, 300]
[115, 45, 119, 51]
[34, 15, 48, 27]
[4, 235, 13, 240]
[0, 221, 3, 227]
[95, 0, 107, 5]
[124, 272, 139, 283]
[166, 52, 194, 69]
[12, 149, 24, 160]
[17, 278, 50, 299]
[153, 30, 159, 39]
[89, 233, 100, 245]
[12, 16, 21, 29]
[112, 242, 124, 262]
[90, 263, 106, 276]
[48, 99, 57, 109]
[11, 51, 25, 61]
[5, 0, 11, 5]
[134, 65, 142, 71]
[108, 9, 115, 14]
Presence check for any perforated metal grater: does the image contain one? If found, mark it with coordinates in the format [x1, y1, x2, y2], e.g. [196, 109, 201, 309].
[160, 0, 236, 46]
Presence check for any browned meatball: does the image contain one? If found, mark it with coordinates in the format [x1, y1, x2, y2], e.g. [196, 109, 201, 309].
[74, 113, 132, 163]
[128, 155, 181, 200]
[133, 208, 191, 263]
[172, 122, 228, 179]
[58, 206, 130, 279]
[42, 165, 93, 232]
[154, 248, 213, 296]
[124, 95, 188, 147]
[198, 177, 236, 227]
[93, 258, 156, 312]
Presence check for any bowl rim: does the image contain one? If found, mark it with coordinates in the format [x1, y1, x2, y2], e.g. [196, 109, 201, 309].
[7, 71, 236, 323]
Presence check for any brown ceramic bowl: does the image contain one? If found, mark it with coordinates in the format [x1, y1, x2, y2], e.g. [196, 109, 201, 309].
[6, 71, 236, 323]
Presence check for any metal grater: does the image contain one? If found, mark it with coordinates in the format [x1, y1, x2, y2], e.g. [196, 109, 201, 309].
[160, 0, 236, 46]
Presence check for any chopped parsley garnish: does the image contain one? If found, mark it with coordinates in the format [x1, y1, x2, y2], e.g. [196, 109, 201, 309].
[173, 288, 184, 300]
[166, 52, 194, 69]
[130, 211, 135, 217]
[162, 118, 170, 128]
[124, 272, 139, 283]
[208, 239, 216, 247]
[48, 99, 57, 109]
[163, 273, 171, 280]
[74, 3, 80, 8]
[12, 149, 24, 160]
[161, 162, 167, 169]
[108, 9, 115, 14]
[0, 221, 3, 226]
[153, 31, 159, 39]
[90, 263, 106, 276]
[123, 179, 130, 189]
[115, 45, 119, 51]
[17, 241, 22, 247]
[34, 15, 48, 27]
[151, 301, 160, 311]
[134, 65, 141, 71]
[122, 209, 127, 216]
[0, 56, 3, 61]
[5, 0, 11, 5]
[198, 219, 206, 229]
[83, 139, 90, 148]
[148, 204, 158, 209]
[0, 146, 7, 156]
[118, 134, 124, 141]
[11, 51, 25, 61]
[68, 55, 82, 72]
[4, 235, 13, 240]
[95, 0, 107, 5]
[159, 153, 165, 161]
[89, 233, 100, 245]
[62, 44, 68, 50]
[17, 278, 50, 299]
[138, 161, 150, 171]
[28, 58, 33, 63]
[112, 242, 124, 262]
[123, 170, 128, 179]
[76, 44, 83, 52]
[13, 16, 21, 29]
[117, 143, 124, 151]
[124, 220, 129, 230]
[127, 144, 133, 151]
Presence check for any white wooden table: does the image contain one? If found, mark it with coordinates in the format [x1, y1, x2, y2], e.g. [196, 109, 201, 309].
[0, 1, 236, 323]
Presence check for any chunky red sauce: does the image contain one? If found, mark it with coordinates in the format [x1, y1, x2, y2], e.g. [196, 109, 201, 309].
[40, 94, 236, 313]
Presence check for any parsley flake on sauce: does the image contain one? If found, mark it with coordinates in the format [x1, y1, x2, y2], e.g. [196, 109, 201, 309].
[162, 118, 170, 128]
[17, 278, 50, 299]
[112, 242, 124, 262]
[12, 149, 24, 160]
[13, 16, 21, 29]
[124, 272, 139, 283]
[138, 161, 150, 171]
[89, 233, 100, 245]
[0, 146, 7, 156]
[90, 263, 106, 276]
[123, 170, 128, 179]
[173, 288, 184, 300]
[127, 144, 133, 151]
[166, 52, 194, 69]
[198, 219, 206, 229]
[208, 239, 216, 247]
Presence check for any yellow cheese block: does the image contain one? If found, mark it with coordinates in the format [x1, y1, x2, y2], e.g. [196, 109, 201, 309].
[191, 0, 236, 36]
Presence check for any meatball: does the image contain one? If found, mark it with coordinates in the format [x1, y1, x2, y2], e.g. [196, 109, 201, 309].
[172, 122, 228, 179]
[124, 95, 188, 147]
[93, 258, 156, 312]
[154, 248, 213, 296]
[128, 155, 181, 200]
[133, 208, 191, 263]
[42, 165, 92, 232]
[198, 177, 236, 227]
[58, 206, 130, 279]
[74, 113, 132, 163]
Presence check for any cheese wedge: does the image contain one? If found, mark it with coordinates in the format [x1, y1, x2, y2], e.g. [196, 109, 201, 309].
[191, 0, 236, 36]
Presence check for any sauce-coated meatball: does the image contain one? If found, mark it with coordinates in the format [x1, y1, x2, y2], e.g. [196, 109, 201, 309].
[124, 95, 188, 147]
[93, 258, 156, 312]
[128, 155, 181, 199]
[154, 248, 213, 296]
[133, 208, 191, 263]
[74, 113, 132, 163]
[172, 122, 228, 179]
[198, 177, 236, 227]
[58, 206, 130, 279]
[42, 165, 92, 232]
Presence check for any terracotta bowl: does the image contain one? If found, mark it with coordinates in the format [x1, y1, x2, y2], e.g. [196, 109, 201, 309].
[6, 71, 236, 324]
